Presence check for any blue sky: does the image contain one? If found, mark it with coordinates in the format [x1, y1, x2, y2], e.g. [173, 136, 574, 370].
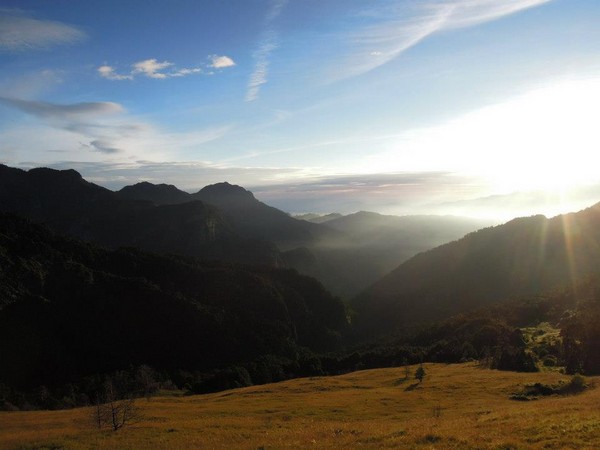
[1, 0, 600, 220]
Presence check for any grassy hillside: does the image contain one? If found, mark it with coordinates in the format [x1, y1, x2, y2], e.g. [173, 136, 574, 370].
[1, 363, 598, 449]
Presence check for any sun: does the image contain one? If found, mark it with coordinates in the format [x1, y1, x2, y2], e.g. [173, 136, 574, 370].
[369, 76, 600, 195]
[472, 78, 600, 194]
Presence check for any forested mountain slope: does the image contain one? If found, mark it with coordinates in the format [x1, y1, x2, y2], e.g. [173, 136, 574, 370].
[0, 165, 279, 265]
[354, 202, 600, 337]
[0, 213, 348, 389]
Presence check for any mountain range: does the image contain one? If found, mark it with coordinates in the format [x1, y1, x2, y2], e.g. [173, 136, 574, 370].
[3, 163, 600, 341]
[117, 178, 490, 297]
[0, 165, 280, 266]
[4, 163, 600, 406]
[0, 164, 487, 298]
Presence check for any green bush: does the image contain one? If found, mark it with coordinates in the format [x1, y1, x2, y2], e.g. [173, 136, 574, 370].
[567, 374, 586, 392]
[542, 355, 557, 367]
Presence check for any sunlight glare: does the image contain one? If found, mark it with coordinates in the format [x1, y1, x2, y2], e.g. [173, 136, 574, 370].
[371, 77, 600, 196]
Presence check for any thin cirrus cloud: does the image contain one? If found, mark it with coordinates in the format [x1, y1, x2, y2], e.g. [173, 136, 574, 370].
[246, 0, 288, 102]
[98, 55, 235, 81]
[0, 96, 128, 155]
[0, 9, 85, 52]
[0, 96, 123, 120]
[250, 171, 488, 214]
[85, 139, 122, 155]
[327, 0, 553, 80]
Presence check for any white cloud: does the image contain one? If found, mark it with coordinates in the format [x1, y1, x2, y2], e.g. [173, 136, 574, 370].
[0, 10, 85, 51]
[246, 0, 289, 102]
[98, 65, 133, 81]
[330, 0, 553, 80]
[132, 59, 173, 79]
[171, 67, 203, 76]
[99, 56, 235, 81]
[210, 55, 236, 69]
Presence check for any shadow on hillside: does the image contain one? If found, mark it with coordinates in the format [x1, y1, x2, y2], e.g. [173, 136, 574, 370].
[404, 382, 420, 391]
[393, 377, 409, 386]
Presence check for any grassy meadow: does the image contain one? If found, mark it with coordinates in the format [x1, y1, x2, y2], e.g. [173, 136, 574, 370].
[1, 362, 599, 449]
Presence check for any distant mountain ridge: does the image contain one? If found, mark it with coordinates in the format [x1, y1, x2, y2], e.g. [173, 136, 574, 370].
[353, 202, 600, 338]
[120, 180, 488, 298]
[288, 210, 493, 298]
[0, 164, 491, 298]
[0, 165, 279, 266]
[117, 180, 332, 251]
[294, 213, 343, 224]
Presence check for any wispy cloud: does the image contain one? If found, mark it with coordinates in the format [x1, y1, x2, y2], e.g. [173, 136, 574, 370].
[0, 95, 232, 163]
[330, 0, 552, 80]
[0, 9, 85, 52]
[98, 56, 235, 81]
[246, 0, 288, 102]
[0, 69, 65, 98]
[251, 172, 486, 214]
[0, 96, 123, 119]
[85, 139, 122, 155]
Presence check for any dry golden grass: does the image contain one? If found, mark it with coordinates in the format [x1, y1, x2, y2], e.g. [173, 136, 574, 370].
[1, 363, 599, 449]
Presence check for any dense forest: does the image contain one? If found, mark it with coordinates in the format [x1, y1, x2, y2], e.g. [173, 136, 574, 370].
[0, 213, 347, 408]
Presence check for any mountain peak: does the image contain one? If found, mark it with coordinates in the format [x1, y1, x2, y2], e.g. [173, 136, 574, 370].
[120, 181, 184, 195]
[118, 181, 190, 205]
[198, 182, 255, 198]
[28, 167, 84, 182]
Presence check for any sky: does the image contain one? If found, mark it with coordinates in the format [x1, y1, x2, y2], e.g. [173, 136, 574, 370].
[1, 0, 600, 221]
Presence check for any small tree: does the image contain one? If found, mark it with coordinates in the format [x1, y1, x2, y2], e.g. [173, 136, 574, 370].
[136, 365, 158, 401]
[91, 378, 142, 431]
[403, 359, 411, 380]
[415, 365, 426, 383]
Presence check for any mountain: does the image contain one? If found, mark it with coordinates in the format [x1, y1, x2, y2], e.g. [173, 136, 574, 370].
[0, 213, 348, 389]
[353, 202, 600, 338]
[286, 211, 492, 299]
[294, 213, 343, 223]
[0, 165, 279, 266]
[118, 181, 190, 205]
[117, 180, 334, 251]
[115, 179, 490, 298]
[191, 183, 335, 250]
[0, 165, 488, 299]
